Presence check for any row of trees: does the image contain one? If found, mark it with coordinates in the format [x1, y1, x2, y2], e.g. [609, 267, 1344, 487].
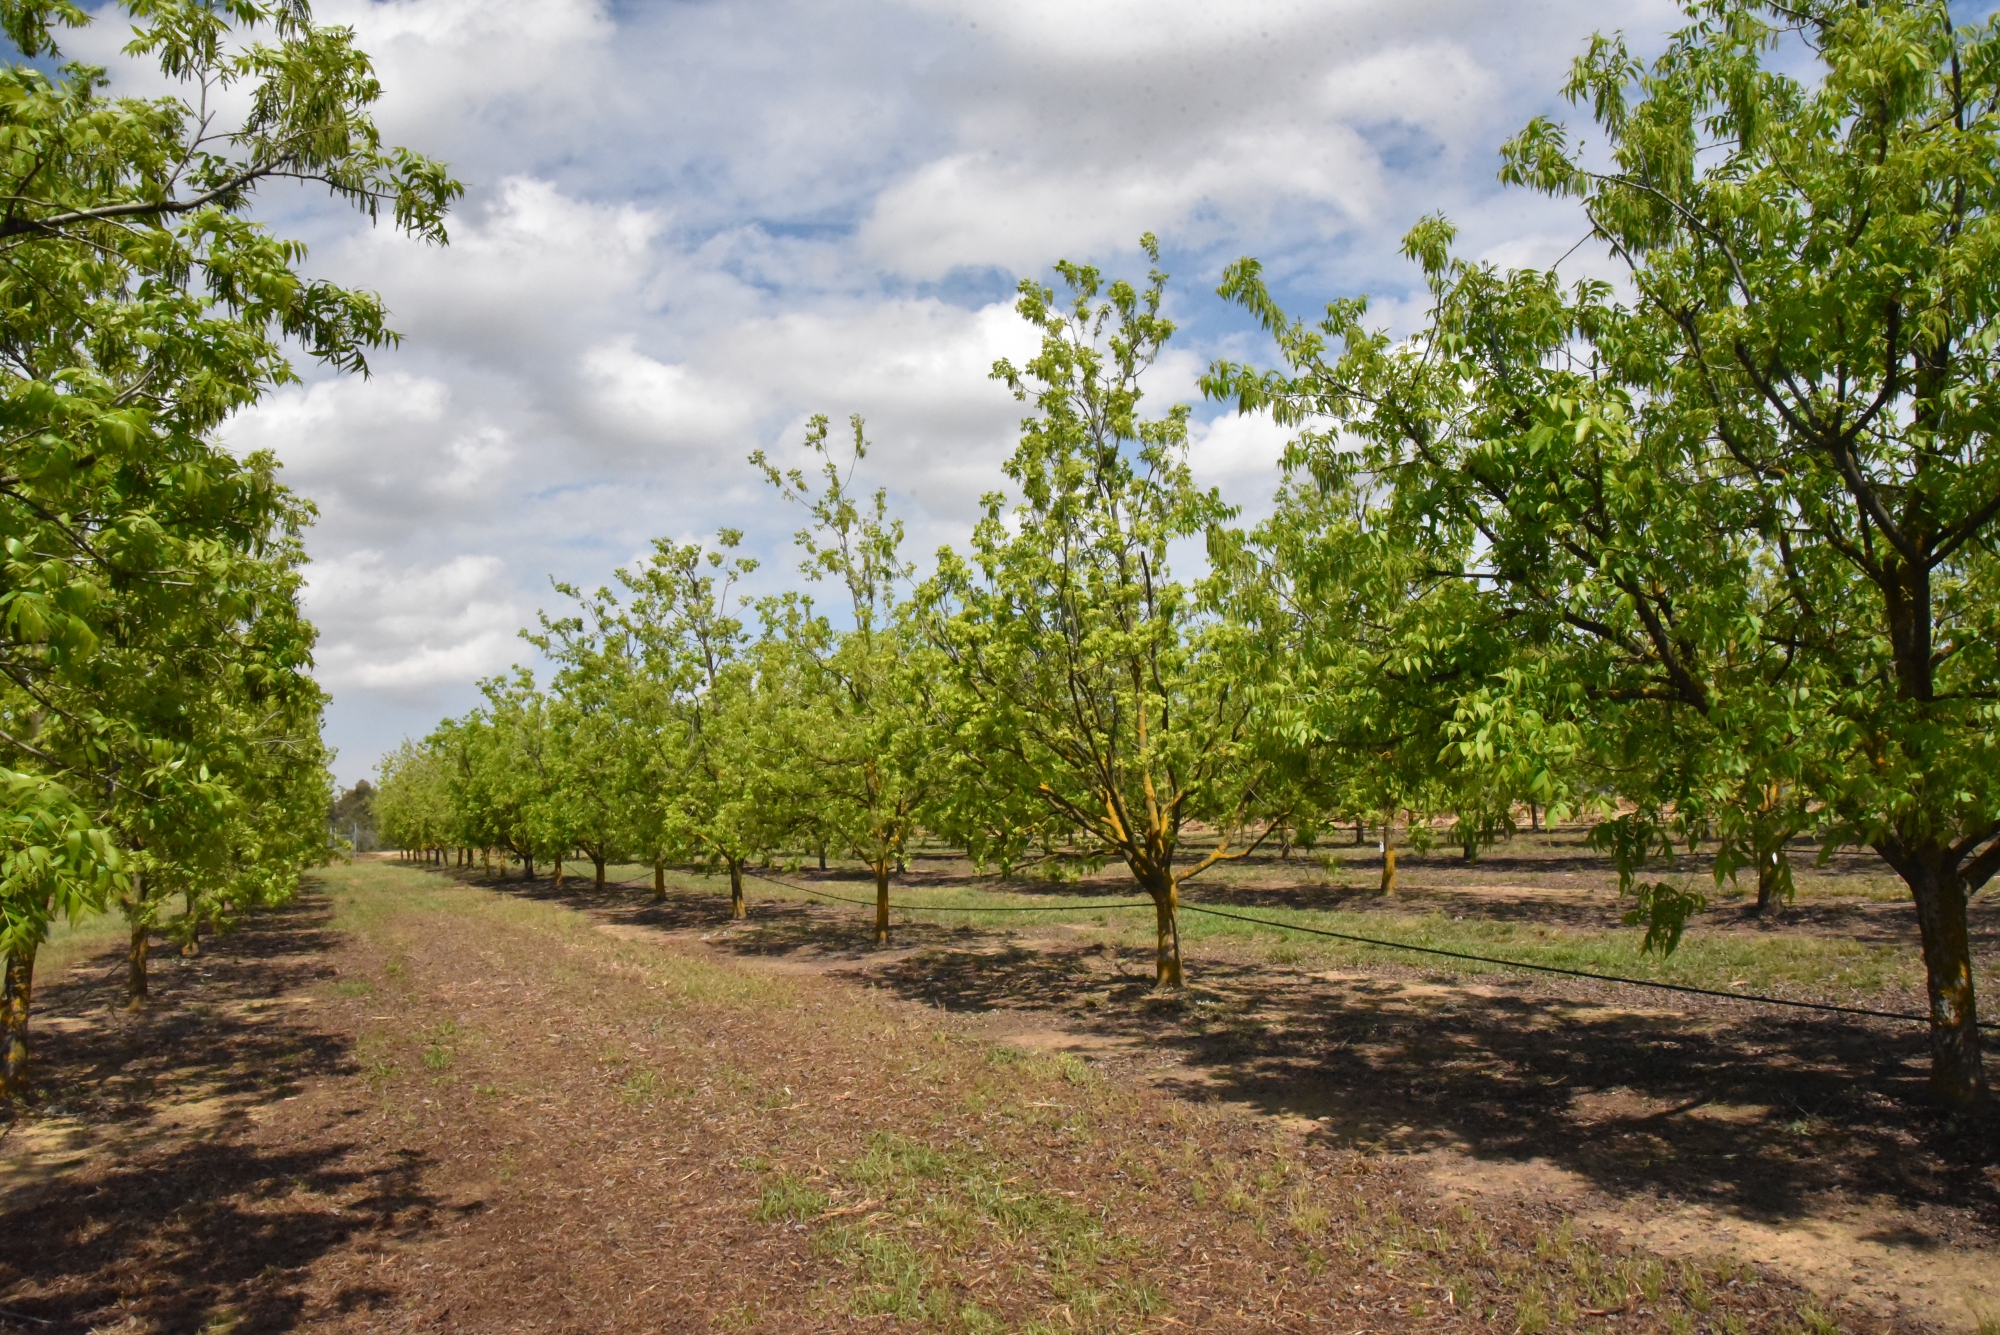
[0, 0, 457, 1095]
[382, 0, 1999, 1106]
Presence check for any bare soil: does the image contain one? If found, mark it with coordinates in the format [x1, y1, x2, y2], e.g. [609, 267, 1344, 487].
[0, 845, 1990, 1333]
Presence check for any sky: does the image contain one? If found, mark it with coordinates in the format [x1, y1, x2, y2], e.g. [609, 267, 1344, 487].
[75, 0, 1689, 788]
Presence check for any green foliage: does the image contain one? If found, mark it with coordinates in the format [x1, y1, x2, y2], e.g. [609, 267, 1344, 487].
[0, 0, 457, 1087]
[1210, 0, 2000, 1099]
[922, 238, 1280, 984]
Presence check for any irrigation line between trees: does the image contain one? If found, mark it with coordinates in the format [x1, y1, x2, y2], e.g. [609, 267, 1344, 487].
[725, 866, 1996, 1032]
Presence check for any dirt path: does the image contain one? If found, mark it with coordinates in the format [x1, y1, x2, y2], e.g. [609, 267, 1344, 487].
[521, 864, 2000, 1333]
[1, 862, 1904, 1334]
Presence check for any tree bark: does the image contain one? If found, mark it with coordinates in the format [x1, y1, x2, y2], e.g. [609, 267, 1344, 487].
[1380, 845, 1397, 896]
[125, 913, 150, 1011]
[181, 890, 201, 958]
[554, 856, 564, 889]
[818, 840, 827, 871]
[728, 859, 746, 920]
[1, 946, 33, 1099]
[653, 857, 666, 902]
[522, 853, 535, 881]
[873, 857, 891, 944]
[1148, 875, 1184, 988]
[1755, 850, 1785, 914]
[592, 853, 606, 889]
[1894, 851, 1986, 1105]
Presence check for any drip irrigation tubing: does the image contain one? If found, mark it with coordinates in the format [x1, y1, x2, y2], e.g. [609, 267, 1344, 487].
[730, 866, 1995, 1032]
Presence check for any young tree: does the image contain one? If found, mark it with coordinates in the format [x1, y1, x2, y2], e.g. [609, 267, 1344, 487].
[1210, 0, 2000, 1102]
[616, 534, 773, 919]
[754, 416, 937, 942]
[926, 240, 1281, 987]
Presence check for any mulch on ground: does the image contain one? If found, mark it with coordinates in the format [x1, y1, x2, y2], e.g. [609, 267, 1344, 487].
[0, 863, 1932, 1333]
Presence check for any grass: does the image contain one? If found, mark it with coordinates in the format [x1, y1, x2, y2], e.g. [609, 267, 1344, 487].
[146, 858, 1896, 1335]
[569, 855, 1968, 1006]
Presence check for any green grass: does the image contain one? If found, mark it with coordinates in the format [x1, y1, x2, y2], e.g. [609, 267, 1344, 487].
[622, 862, 1959, 1004]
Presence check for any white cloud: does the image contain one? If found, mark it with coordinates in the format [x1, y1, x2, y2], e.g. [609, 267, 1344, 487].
[306, 552, 529, 697]
[84, 0, 1691, 783]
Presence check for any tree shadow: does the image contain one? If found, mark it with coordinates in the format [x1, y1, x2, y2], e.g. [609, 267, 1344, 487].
[0, 891, 451, 1333]
[434, 862, 2000, 1239]
[862, 937, 2000, 1235]
[10, 894, 353, 1120]
[0, 1137, 439, 1333]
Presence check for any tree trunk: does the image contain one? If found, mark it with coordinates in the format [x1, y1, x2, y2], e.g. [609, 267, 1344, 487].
[1355, 820, 1365, 846]
[1755, 849, 1786, 914]
[482, 848, 491, 877]
[1279, 827, 1292, 860]
[1, 946, 33, 1099]
[522, 854, 536, 880]
[818, 840, 827, 871]
[554, 856, 564, 889]
[592, 853, 606, 889]
[653, 857, 666, 903]
[1380, 844, 1397, 896]
[1529, 803, 1539, 833]
[873, 858, 891, 944]
[125, 913, 150, 1011]
[181, 890, 201, 958]
[1148, 876, 1183, 988]
[1896, 853, 1986, 1105]
[728, 859, 746, 920]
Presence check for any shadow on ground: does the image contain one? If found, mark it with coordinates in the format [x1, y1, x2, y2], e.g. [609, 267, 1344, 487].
[0, 893, 429, 1334]
[466, 863, 2000, 1245]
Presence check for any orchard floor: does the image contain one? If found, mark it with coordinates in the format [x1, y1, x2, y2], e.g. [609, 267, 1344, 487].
[0, 848, 1992, 1334]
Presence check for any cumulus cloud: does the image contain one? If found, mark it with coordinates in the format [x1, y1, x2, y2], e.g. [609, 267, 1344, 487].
[95, 0, 1692, 782]
[306, 552, 529, 697]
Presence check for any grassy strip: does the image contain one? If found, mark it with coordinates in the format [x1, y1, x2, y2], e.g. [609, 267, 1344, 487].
[585, 860, 1968, 1007]
[319, 862, 1858, 1335]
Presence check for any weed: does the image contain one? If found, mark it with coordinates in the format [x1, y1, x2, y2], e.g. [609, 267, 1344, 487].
[852, 1132, 947, 1188]
[1286, 1185, 1330, 1240]
[620, 1069, 659, 1105]
[422, 1045, 451, 1072]
[334, 981, 373, 998]
[753, 1173, 829, 1224]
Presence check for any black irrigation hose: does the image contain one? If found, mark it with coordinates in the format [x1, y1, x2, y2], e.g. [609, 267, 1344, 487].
[729, 866, 1995, 1032]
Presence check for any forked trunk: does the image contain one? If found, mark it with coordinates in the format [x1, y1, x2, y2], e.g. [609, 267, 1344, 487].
[873, 858, 891, 944]
[728, 859, 746, 920]
[125, 913, 150, 1011]
[1895, 853, 1986, 1105]
[593, 854, 607, 889]
[1, 946, 33, 1098]
[522, 854, 536, 880]
[652, 857, 666, 902]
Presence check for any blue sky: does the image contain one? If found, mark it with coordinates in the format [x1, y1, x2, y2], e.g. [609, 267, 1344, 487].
[77, 0, 1694, 786]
